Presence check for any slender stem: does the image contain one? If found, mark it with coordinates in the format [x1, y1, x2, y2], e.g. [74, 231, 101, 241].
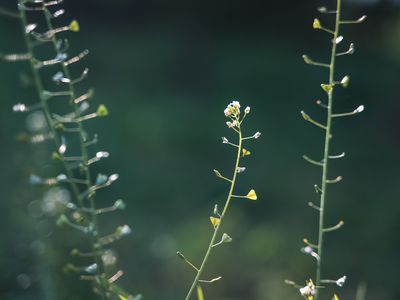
[184, 124, 243, 300]
[18, 3, 108, 298]
[17, 4, 83, 207]
[41, 7, 108, 299]
[315, 1, 341, 299]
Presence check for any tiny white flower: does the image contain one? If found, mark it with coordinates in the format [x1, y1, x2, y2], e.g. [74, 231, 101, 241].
[96, 151, 110, 158]
[56, 174, 68, 182]
[85, 263, 98, 274]
[108, 174, 119, 183]
[354, 105, 364, 113]
[222, 137, 229, 144]
[58, 144, 67, 155]
[254, 132, 261, 139]
[244, 106, 250, 114]
[303, 246, 313, 254]
[336, 275, 346, 287]
[13, 103, 27, 113]
[120, 225, 132, 236]
[299, 286, 312, 297]
[299, 280, 316, 297]
[224, 108, 231, 117]
[231, 101, 241, 109]
[301, 246, 320, 261]
[236, 167, 246, 173]
[232, 120, 238, 127]
[335, 35, 344, 44]
[226, 121, 233, 128]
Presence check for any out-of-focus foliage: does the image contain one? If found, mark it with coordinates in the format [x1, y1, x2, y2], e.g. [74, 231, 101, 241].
[0, 0, 399, 300]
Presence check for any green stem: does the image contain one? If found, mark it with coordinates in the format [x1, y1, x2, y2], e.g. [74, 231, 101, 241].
[17, 4, 82, 206]
[18, 3, 108, 298]
[41, 7, 108, 299]
[184, 125, 243, 300]
[315, 0, 341, 299]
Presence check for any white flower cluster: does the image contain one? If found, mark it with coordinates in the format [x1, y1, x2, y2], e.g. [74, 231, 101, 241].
[224, 101, 251, 128]
[224, 101, 241, 117]
[226, 120, 238, 128]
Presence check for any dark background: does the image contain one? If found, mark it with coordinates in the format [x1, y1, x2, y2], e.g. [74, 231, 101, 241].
[0, 0, 399, 299]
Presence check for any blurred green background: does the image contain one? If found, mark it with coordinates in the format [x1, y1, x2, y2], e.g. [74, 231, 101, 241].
[1, 0, 400, 299]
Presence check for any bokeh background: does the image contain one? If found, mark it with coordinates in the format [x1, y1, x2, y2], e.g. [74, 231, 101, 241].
[0, 0, 400, 299]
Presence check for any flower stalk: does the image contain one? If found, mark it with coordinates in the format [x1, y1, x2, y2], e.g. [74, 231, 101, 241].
[288, 1, 366, 299]
[6, 0, 138, 299]
[181, 102, 259, 300]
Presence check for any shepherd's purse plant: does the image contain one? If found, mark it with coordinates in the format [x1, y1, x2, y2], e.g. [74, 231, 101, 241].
[285, 1, 366, 300]
[177, 101, 261, 300]
[1, 0, 140, 299]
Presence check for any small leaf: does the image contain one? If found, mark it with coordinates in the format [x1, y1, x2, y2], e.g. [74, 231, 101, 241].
[197, 285, 204, 300]
[51, 152, 62, 161]
[97, 104, 109, 117]
[246, 189, 257, 200]
[332, 294, 339, 300]
[209, 216, 220, 229]
[221, 233, 232, 243]
[242, 148, 251, 157]
[313, 18, 321, 29]
[56, 214, 69, 227]
[69, 20, 80, 32]
[321, 84, 333, 93]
